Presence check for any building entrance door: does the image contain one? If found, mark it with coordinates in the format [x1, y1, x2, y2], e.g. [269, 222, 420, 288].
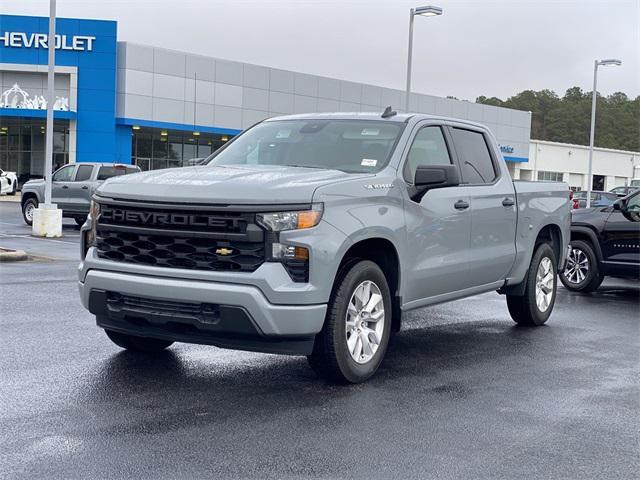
[593, 175, 605, 191]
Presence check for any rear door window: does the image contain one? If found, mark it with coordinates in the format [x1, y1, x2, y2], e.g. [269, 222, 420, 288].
[97, 166, 139, 180]
[450, 128, 497, 184]
[74, 165, 94, 182]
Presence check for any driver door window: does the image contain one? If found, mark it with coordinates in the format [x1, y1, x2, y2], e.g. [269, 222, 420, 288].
[403, 126, 452, 183]
[52, 165, 75, 182]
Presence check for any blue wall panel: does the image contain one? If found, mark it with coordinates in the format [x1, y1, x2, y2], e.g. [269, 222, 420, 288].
[1, 14, 118, 164]
[115, 125, 133, 165]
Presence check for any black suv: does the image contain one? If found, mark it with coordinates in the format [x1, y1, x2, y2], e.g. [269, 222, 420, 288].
[561, 190, 640, 291]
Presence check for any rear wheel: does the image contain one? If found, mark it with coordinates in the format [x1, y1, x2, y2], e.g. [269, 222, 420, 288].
[560, 240, 603, 292]
[104, 329, 173, 352]
[74, 216, 87, 226]
[507, 242, 557, 326]
[22, 198, 38, 226]
[8, 181, 16, 195]
[307, 260, 391, 383]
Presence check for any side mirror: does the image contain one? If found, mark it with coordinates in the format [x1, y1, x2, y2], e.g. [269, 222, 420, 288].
[613, 199, 624, 212]
[414, 164, 460, 189]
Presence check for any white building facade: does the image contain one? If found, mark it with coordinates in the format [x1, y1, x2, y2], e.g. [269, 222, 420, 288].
[509, 140, 640, 191]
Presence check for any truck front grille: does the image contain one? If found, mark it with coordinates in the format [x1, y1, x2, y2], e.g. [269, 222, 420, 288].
[96, 230, 264, 272]
[95, 202, 265, 273]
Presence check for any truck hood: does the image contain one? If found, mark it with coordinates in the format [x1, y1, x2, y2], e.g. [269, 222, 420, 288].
[96, 165, 368, 204]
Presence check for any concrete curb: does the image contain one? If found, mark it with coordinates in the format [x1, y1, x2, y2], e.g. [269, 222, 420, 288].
[0, 248, 28, 262]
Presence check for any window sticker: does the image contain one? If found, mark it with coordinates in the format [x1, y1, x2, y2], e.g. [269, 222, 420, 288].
[275, 130, 291, 139]
[361, 128, 380, 136]
[361, 158, 378, 167]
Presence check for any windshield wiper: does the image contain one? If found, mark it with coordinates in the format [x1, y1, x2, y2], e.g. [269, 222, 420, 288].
[286, 164, 327, 170]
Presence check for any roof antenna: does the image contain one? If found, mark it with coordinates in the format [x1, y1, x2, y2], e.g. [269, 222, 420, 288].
[381, 106, 397, 118]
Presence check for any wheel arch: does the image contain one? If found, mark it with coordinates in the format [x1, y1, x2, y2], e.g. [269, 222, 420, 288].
[21, 191, 39, 208]
[502, 223, 564, 297]
[569, 225, 603, 263]
[535, 223, 563, 267]
[335, 237, 402, 332]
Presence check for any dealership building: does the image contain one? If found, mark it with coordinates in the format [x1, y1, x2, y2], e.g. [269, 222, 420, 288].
[1, 14, 533, 183]
[1, 14, 637, 189]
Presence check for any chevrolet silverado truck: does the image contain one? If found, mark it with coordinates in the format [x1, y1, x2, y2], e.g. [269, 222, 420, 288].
[79, 112, 570, 383]
[21, 163, 140, 226]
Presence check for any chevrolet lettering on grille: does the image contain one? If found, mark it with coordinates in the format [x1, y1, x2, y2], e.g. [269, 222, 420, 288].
[100, 208, 238, 229]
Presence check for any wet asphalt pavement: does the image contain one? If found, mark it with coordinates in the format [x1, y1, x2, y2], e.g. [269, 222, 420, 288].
[1, 201, 639, 479]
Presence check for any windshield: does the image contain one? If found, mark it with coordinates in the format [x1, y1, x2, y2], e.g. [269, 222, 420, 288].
[206, 119, 404, 173]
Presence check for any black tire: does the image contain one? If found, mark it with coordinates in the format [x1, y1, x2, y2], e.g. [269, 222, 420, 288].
[8, 181, 17, 195]
[559, 240, 604, 292]
[74, 216, 87, 226]
[506, 243, 558, 326]
[104, 329, 173, 352]
[22, 197, 38, 226]
[307, 260, 392, 383]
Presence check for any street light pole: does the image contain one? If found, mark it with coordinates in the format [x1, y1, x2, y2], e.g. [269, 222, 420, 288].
[404, 5, 442, 113]
[586, 58, 622, 208]
[44, 0, 56, 206]
[32, 0, 63, 237]
[404, 9, 415, 113]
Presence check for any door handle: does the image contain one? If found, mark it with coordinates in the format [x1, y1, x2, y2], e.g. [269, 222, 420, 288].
[502, 198, 515, 207]
[61, 185, 69, 189]
[81, 186, 89, 190]
[454, 200, 470, 210]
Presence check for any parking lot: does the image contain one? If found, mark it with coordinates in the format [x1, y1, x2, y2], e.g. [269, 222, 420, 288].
[1, 199, 638, 479]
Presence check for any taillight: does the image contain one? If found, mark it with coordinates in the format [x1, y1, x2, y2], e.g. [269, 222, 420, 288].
[569, 190, 574, 200]
[572, 199, 580, 209]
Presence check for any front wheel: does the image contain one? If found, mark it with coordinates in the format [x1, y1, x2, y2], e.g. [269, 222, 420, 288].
[104, 329, 174, 352]
[559, 240, 603, 292]
[74, 216, 87, 226]
[22, 198, 38, 226]
[8, 181, 17, 195]
[506, 242, 557, 326]
[307, 260, 392, 383]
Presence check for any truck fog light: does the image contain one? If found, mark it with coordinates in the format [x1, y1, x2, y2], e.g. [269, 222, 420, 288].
[272, 243, 309, 260]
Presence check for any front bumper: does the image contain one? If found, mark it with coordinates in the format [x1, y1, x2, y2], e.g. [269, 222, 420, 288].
[79, 268, 327, 355]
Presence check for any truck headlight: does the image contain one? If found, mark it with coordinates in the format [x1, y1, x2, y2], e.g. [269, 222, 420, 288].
[256, 203, 323, 232]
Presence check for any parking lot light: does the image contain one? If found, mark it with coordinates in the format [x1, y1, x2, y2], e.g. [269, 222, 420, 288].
[586, 58, 622, 208]
[405, 5, 443, 112]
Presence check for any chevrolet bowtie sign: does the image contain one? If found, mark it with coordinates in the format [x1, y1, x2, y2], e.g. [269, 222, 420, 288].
[0, 32, 96, 51]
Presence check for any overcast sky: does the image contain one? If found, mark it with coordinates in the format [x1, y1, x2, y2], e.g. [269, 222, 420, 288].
[4, 0, 639, 101]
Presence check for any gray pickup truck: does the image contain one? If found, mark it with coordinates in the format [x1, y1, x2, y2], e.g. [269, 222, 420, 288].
[21, 163, 140, 226]
[79, 112, 570, 383]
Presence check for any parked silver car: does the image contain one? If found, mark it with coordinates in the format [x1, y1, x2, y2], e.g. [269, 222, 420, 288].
[21, 163, 140, 226]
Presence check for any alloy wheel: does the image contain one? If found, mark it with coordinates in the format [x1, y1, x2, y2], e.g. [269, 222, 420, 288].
[535, 256, 554, 312]
[345, 280, 385, 364]
[564, 247, 590, 285]
[25, 203, 35, 222]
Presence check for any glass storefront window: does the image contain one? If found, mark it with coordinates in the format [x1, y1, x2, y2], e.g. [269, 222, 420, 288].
[168, 136, 183, 161]
[0, 118, 69, 186]
[153, 137, 168, 159]
[131, 128, 234, 171]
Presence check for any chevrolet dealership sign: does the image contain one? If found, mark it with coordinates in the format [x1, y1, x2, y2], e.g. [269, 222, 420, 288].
[0, 32, 95, 51]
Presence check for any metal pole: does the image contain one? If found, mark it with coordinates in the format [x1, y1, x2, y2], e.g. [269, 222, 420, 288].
[586, 60, 598, 208]
[404, 9, 415, 113]
[44, 0, 57, 205]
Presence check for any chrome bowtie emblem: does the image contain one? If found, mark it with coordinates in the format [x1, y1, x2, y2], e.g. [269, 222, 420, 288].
[215, 248, 234, 256]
